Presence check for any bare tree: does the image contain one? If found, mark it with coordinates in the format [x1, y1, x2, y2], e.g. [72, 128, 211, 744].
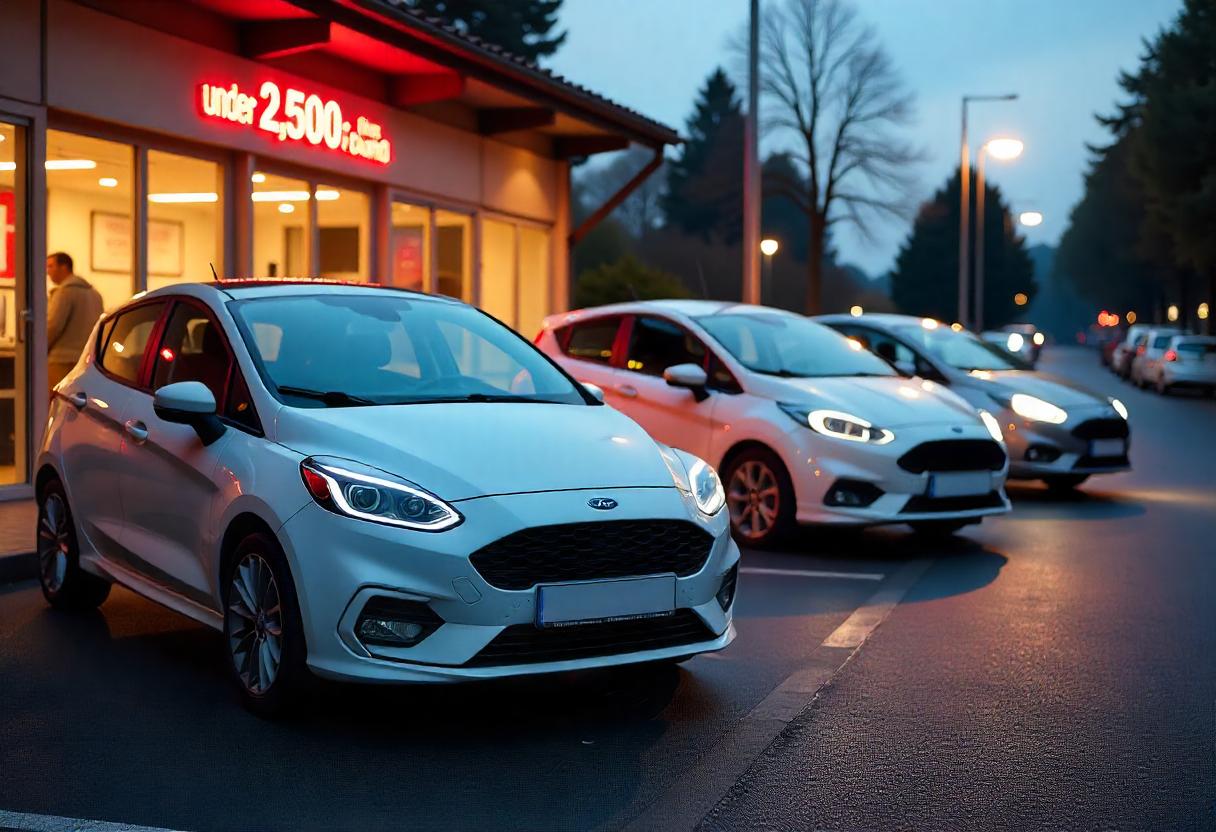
[753, 0, 920, 314]
[573, 147, 667, 239]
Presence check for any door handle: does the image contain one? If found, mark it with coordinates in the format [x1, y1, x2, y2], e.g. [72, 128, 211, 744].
[66, 391, 88, 411]
[616, 384, 638, 399]
[124, 420, 149, 443]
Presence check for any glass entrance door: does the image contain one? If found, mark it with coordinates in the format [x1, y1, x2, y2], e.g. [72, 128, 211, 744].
[0, 118, 29, 485]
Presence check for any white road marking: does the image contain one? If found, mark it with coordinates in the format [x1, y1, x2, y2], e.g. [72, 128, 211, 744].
[821, 564, 926, 648]
[0, 810, 185, 832]
[740, 566, 885, 581]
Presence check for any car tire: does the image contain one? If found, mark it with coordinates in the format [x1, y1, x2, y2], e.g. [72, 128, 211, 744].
[222, 531, 310, 718]
[37, 477, 111, 611]
[1156, 378, 1170, 396]
[722, 446, 794, 549]
[910, 519, 970, 538]
[1043, 474, 1089, 492]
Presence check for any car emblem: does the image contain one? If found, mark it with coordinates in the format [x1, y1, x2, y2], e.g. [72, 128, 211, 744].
[587, 497, 618, 511]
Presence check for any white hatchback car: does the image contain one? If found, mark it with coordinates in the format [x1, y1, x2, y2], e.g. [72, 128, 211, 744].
[537, 301, 1010, 546]
[38, 281, 738, 714]
[1146, 334, 1216, 395]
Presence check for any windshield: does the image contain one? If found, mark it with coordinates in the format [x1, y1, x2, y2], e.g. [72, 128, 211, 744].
[231, 294, 588, 407]
[696, 311, 897, 378]
[896, 324, 1027, 371]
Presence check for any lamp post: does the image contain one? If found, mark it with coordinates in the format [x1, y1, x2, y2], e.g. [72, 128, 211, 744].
[958, 93, 1018, 329]
[742, 0, 761, 305]
[973, 137, 1023, 331]
[760, 238, 779, 305]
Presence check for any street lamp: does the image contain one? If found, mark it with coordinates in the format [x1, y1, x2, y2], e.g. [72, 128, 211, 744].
[760, 238, 779, 305]
[1018, 210, 1043, 228]
[959, 93, 1018, 330]
[974, 136, 1024, 331]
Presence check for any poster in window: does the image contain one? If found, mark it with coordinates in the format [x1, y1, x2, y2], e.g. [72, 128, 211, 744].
[391, 226, 424, 290]
[148, 218, 184, 277]
[90, 211, 132, 273]
[0, 191, 14, 280]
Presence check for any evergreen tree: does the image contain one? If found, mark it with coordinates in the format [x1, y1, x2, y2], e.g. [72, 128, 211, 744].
[662, 68, 744, 243]
[891, 169, 1035, 327]
[410, 0, 565, 63]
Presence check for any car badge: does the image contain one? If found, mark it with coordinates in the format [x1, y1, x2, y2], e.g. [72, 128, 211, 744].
[587, 497, 618, 511]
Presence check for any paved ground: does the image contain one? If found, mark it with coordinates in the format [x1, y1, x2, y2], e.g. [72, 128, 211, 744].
[0, 347, 1212, 831]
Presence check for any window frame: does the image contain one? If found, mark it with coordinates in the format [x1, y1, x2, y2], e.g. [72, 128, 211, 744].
[621, 313, 742, 393]
[558, 315, 627, 368]
[94, 298, 171, 393]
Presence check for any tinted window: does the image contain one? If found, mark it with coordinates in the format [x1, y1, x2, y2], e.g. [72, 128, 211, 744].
[232, 294, 587, 407]
[1152, 334, 1172, 349]
[626, 316, 706, 377]
[100, 303, 165, 385]
[697, 311, 896, 378]
[1177, 341, 1216, 358]
[224, 370, 261, 432]
[564, 318, 620, 364]
[152, 304, 231, 403]
[895, 323, 1025, 371]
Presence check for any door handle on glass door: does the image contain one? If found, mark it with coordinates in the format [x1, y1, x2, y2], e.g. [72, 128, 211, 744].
[66, 392, 88, 410]
[124, 420, 149, 443]
[616, 384, 638, 398]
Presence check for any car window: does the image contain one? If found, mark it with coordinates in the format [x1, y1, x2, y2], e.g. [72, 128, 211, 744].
[152, 303, 231, 404]
[1151, 334, 1172, 349]
[626, 316, 706, 377]
[895, 323, 1024, 371]
[1176, 341, 1216, 359]
[231, 294, 587, 407]
[563, 318, 621, 365]
[698, 312, 897, 378]
[99, 302, 166, 386]
[224, 370, 261, 433]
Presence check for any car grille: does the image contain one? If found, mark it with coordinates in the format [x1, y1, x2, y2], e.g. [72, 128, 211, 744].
[901, 491, 1005, 513]
[1074, 453, 1130, 469]
[464, 610, 716, 667]
[897, 440, 1006, 473]
[469, 520, 714, 591]
[1072, 418, 1129, 439]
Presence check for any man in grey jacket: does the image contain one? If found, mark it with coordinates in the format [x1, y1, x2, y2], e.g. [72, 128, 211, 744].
[46, 251, 104, 393]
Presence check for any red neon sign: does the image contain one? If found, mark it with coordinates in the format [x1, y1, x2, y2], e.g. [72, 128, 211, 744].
[200, 81, 392, 165]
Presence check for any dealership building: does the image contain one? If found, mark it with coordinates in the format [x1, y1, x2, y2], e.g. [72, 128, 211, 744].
[0, 0, 677, 498]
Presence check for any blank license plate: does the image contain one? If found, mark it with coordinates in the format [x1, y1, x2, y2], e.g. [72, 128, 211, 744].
[1090, 438, 1125, 457]
[928, 471, 991, 497]
[536, 575, 675, 628]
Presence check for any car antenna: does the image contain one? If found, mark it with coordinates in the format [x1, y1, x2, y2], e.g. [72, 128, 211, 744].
[209, 262, 219, 280]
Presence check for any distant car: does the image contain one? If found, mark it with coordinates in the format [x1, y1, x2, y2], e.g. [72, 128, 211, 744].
[981, 329, 1037, 366]
[1146, 334, 1216, 396]
[1129, 329, 1180, 388]
[538, 301, 1011, 546]
[817, 313, 1131, 491]
[1111, 325, 1181, 378]
[1001, 323, 1045, 365]
[38, 281, 738, 715]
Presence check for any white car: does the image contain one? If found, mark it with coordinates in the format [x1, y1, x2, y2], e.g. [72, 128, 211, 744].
[1130, 328, 1183, 388]
[537, 301, 1010, 547]
[1148, 334, 1216, 395]
[38, 281, 738, 714]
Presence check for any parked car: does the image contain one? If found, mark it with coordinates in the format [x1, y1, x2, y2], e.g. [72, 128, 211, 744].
[38, 281, 738, 714]
[1111, 324, 1176, 379]
[538, 301, 1011, 547]
[1147, 334, 1216, 395]
[981, 329, 1037, 366]
[1001, 323, 1045, 365]
[816, 314, 1131, 491]
[1129, 329, 1180, 388]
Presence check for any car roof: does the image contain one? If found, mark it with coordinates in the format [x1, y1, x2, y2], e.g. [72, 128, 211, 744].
[126, 279, 460, 306]
[542, 299, 797, 327]
[814, 312, 932, 328]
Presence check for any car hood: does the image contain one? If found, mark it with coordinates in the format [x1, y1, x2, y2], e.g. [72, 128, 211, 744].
[966, 370, 1107, 408]
[274, 402, 675, 501]
[767, 375, 981, 428]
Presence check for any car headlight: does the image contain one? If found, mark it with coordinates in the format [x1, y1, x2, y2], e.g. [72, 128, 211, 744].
[1008, 393, 1067, 424]
[659, 445, 725, 517]
[779, 404, 894, 445]
[1110, 397, 1128, 420]
[300, 457, 462, 531]
[978, 409, 1004, 443]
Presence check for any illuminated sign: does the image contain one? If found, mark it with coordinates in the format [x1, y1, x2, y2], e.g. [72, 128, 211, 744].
[200, 81, 391, 165]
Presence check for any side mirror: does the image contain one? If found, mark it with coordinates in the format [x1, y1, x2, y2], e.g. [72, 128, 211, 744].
[581, 381, 605, 403]
[663, 363, 710, 402]
[154, 381, 226, 445]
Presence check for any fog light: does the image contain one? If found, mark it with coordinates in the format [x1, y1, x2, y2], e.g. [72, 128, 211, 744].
[1025, 444, 1061, 463]
[717, 564, 738, 611]
[355, 596, 442, 648]
[359, 618, 426, 645]
[824, 479, 884, 507]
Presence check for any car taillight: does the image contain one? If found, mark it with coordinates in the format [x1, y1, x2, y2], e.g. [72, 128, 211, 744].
[1164, 349, 1177, 362]
[1136, 345, 1146, 355]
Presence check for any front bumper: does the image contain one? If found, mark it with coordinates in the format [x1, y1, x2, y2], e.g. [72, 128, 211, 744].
[278, 486, 738, 683]
[1001, 404, 1131, 479]
[783, 422, 1011, 526]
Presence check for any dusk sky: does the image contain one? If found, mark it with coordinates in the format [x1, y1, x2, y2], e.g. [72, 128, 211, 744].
[549, 0, 1183, 277]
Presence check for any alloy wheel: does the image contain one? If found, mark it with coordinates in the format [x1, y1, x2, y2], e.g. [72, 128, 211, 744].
[226, 553, 284, 695]
[37, 494, 70, 593]
[727, 460, 780, 541]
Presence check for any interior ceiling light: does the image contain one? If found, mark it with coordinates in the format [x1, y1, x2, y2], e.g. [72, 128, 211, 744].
[148, 192, 219, 203]
[45, 159, 97, 170]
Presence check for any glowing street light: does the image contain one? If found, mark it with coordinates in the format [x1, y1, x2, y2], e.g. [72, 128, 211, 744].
[1018, 210, 1043, 228]
[760, 238, 779, 257]
[1167, 304, 1179, 322]
[850, 305, 864, 317]
[1013, 292, 1029, 306]
[1198, 303, 1209, 321]
[759, 238, 779, 304]
[985, 137, 1024, 161]
[974, 136, 1026, 331]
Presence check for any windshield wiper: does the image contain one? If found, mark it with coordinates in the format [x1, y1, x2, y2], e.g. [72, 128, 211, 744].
[276, 386, 374, 407]
[753, 368, 807, 378]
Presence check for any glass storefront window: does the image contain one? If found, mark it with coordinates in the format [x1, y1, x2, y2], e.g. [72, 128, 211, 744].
[146, 150, 221, 291]
[317, 184, 369, 281]
[517, 225, 551, 339]
[390, 200, 430, 292]
[435, 209, 471, 301]
[480, 218, 516, 326]
[0, 119, 27, 484]
[252, 171, 311, 278]
[46, 129, 135, 311]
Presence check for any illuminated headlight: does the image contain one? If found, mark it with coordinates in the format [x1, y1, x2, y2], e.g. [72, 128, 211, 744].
[300, 457, 461, 531]
[978, 409, 1004, 443]
[1009, 393, 1067, 424]
[659, 445, 726, 517]
[1110, 397, 1128, 420]
[781, 405, 894, 445]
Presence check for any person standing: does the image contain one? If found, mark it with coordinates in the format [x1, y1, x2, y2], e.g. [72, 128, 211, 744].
[46, 252, 104, 393]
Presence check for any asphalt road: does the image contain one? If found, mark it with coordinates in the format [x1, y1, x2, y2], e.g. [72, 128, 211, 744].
[0, 346, 1212, 831]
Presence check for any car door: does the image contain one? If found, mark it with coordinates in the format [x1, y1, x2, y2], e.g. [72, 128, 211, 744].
[554, 315, 626, 403]
[614, 314, 717, 458]
[116, 298, 239, 604]
[55, 300, 166, 560]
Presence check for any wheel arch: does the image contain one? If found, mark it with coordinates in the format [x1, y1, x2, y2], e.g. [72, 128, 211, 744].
[217, 511, 280, 593]
[35, 463, 61, 500]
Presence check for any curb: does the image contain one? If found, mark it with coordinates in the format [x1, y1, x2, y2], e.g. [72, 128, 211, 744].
[0, 551, 37, 585]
